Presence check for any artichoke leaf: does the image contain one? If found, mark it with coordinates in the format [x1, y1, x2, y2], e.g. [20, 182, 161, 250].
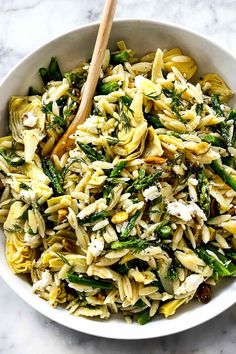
[199, 73, 233, 102]
[127, 91, 145, 127]
[9, 96, 45, 142]
[124, 122, 148, 156]
[23, 129, 45, 163]
[159, 296, 192, 318]
[9, 96, 46, 163]
[143, 127, 163, 157]
[24, 162, 50, 185]
[4, 201, 36, 273]
[135, 75, 162, 102]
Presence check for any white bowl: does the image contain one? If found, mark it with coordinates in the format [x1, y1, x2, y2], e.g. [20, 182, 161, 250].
[0, 19, 235, 340]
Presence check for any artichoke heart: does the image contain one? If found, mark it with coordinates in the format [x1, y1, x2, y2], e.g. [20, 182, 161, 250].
[5, 175, 52, 205]
[24, 162, 50, 185]
[4, 201, 36, 273]
[199, 73, 233, 102]
[159, 297, 190, 318]
[143, 127, 163, 157]
[9, 96, 46, 162]
[163, 48, 197, 80]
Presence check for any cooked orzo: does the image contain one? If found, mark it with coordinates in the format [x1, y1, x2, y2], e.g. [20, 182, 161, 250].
[0, 41, 235, 324]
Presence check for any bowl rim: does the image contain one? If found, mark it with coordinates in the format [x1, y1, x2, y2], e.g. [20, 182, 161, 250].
[0, 18, 235, 340]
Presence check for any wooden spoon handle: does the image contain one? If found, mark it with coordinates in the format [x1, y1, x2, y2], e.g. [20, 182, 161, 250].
[51, 0, 117, 158]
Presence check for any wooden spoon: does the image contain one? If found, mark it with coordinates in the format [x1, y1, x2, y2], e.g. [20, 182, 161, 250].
[51, 0, 117, 159]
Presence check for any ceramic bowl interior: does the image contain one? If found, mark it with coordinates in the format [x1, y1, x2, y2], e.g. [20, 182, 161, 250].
[0, 19, 235, 339]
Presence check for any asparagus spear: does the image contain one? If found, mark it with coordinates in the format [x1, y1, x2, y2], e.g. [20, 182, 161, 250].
[78, 211, 108, 224]
[98, 82, 120, 95]
[126, 171, 161, 193]
[211, 94, 229, 145]
[120, 211, 141, 239]
[229, 109, 236, 146]
[77, 142, 106, 162]
[48, 57, 63, 81]
[67, 272, 114, 289]
[28, 86, 41, 96]
[39, 67, 50, 85]
[42, 157, 64, 195]
[136, 308, 151, 325]
[210, 160, 236, 192]
[196, 246, 236, 277]
[221, 156, 236, 169]
[197, 168, 211, 216]
[110, 51, 129, 64]
[202, 134, 225, 148]
[110, 161, 127, 178]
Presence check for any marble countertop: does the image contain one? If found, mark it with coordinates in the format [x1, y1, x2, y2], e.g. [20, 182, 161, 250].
[0, 0, 236, 353]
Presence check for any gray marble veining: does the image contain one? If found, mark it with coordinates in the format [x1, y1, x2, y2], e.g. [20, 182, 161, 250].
[0, 0, 236, 353]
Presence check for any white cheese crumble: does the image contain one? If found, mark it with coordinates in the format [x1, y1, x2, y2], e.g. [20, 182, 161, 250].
[83, 116, 105, 134]
[167, 200, 207, 222]
[20, 189, 37, 203]
[134, 75, 146, 88]
[32, 270, 52, 292]
[24, 232, 41, 248]
[188, 177, 198, 186]
[88, 239, 104, 257]
[23, 112, 37, 128]
[142, 186, 159, 201]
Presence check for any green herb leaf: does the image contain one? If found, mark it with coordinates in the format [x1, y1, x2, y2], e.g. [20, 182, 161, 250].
[19, 183, 31, 190]
[0, 149, 25, 167]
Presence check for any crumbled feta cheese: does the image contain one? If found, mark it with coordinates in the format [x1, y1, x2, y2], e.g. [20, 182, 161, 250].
[190, 201, 207, 221]
[24, 232, 41, 248]
[143, 186, 159, 201]
[20, 189, 37, 203]
[32, 270, 52, 292]
[175, 274, 204, 296]
[83, 116, 105, 134]
[188, 177, 198, 186]
[23, 112, 37, 128]
[167, 200, 206, 222]
[134, 75, 146, 88]
[89, 239, 104, 257]
[220, 104, 225, 111]
[167, 200, 193, 221]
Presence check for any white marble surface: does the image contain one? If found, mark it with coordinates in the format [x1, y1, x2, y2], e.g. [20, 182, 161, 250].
[0, 0, 236, 353]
